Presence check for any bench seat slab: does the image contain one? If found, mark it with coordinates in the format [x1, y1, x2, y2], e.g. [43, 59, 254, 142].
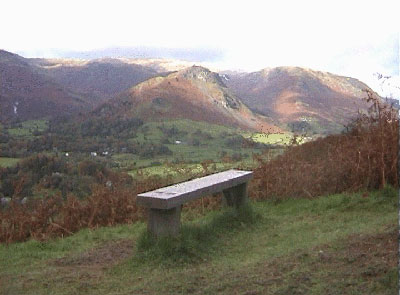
[137, 169, 253, 209]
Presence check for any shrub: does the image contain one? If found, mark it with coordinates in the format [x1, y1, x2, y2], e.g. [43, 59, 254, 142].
[252, 91, 398, 200]
[0, 174, 172, 243]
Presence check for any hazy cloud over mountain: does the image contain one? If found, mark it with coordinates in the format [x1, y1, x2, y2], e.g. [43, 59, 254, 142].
[1, 0, 398, 97]
[27, 47, 225, 63]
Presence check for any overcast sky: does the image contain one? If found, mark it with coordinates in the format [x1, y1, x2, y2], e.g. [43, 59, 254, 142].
[1, 0, 399, 88]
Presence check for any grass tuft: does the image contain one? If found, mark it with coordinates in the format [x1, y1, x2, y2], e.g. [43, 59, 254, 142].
[380, 184, 397, 199]
[134, 203, 258, 266]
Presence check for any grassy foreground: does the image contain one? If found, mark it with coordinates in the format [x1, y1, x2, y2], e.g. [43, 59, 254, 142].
[0, 189, 397, 295]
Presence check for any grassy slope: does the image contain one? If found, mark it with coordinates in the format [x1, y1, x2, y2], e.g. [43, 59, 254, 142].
[1, 118, 288, 172]
[0, 123, 16, 167]
[7, 119, 48, 137]
[0, 190, 397, 295]
[129, 162, 251, 179]
[0, 157, 20, 167]
[249, 132, 292, 145]
[112, 119, 287, 172]
[0, 120, 48, 168]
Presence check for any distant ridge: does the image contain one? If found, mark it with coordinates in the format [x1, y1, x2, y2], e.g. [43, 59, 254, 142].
[0, 50, 90, 122]
[94, 66, 281, 133]
[223, 67, 375, 133]
[0, 49, 381, 134]
[30, 57, 158, 103]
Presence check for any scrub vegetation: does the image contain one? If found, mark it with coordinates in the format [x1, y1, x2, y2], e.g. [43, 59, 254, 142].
[0, 91, 398, 294]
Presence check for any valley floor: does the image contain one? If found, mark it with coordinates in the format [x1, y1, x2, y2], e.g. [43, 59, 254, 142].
[0, 190, 397, 295]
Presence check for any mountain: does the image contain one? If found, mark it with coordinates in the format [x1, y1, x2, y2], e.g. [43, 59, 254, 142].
[0, 50, 90, 122]
[1, 49, 380, 134]
[95, 66, 281, 133]
[222, 67, 374, 133]
[30, 58, 158, 103]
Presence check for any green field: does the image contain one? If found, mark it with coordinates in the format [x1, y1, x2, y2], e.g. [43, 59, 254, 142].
[1, 189, 396, 295]
[0, 157, 20, 167]
[1, 118, 287, 173]
[7, 119, 48, 137]
[128, 161, 254, 180]
[129, 163, 205, 178]
[110, 119, 282, 172]
[248, 132, 293, 145]
[138, 119, 295, 146]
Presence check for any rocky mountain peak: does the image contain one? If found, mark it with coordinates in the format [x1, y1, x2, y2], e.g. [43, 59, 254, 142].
[180, 66, 226, 86]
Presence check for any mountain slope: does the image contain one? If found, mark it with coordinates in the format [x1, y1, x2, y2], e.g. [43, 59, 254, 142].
[30, 58, 158, 103]
[223, 67, 373, 133]
[0, 50, 90, 122]
[96, 66, 281, 133]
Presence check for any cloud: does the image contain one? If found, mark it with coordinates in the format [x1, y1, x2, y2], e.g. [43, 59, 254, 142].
[2, 0, 399, 87]
[53, 47, 225, 62]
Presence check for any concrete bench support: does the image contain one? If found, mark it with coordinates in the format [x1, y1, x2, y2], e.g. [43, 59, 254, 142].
[148, 206, 182, 238]
[137, 169, 253, 238]
[222, 182, 248, 208]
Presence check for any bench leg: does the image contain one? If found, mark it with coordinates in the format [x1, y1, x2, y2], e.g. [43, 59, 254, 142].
[148, 206, 181, 238]
[222, 182, 248, 208]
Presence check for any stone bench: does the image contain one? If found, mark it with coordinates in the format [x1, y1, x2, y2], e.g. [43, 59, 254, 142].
[137, 169, 253, 237]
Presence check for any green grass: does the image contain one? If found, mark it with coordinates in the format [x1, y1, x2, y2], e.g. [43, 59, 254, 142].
[134, 119, 246, 144]
[247, 132, 315, 145]
[248, 132, 293, 145]
[110, 118, 274, 172]
[0, 157, 20, 167]
[134, 204, 257, 266]
[0, 189, 397, 294]
[129, 163, 204, 178]
[143, 119, 247, 138]
[7, 119, 48, 137]
[1, 118, 281, 175]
